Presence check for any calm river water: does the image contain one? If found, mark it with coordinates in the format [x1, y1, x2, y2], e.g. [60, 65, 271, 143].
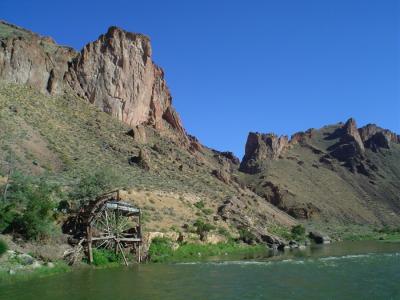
[1, 241, 399, 300]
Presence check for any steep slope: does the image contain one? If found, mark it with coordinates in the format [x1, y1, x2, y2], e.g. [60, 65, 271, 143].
[0, 21, 295, 243]
[0, 21, 186, 140]
[238, 119, 400, 227]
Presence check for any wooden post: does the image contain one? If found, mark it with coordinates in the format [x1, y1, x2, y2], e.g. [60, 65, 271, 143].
[87, 226, 93, 264]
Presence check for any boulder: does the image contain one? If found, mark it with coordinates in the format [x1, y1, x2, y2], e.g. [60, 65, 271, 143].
[309, 231, 331, 244]
[129, 148, 151, 170]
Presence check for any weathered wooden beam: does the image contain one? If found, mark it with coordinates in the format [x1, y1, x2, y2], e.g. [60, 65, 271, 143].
[87, 226, 93, 264]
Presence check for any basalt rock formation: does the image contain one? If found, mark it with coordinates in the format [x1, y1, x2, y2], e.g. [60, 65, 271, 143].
[1, 20, 399, 241]
[0, 21, 76, 95]
[239, 118, 400, 226]
[239, 133, 289, 174]
[0, 21, 296, 247]
[0, 21, 186, 140]
[66, 26, 186, 135]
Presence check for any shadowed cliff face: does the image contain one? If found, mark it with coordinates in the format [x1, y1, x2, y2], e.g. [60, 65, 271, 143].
[0, 21, 186, 139]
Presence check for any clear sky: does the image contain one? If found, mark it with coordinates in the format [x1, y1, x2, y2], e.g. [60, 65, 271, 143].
[1, 0, 399, 158]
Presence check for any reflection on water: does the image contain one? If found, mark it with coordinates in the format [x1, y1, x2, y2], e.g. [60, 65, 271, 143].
[1, 241, 400, 300]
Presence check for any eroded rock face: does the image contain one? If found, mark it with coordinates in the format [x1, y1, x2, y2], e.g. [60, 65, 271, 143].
[217, 196, 287, 247]
[66, 26, 185, 136]
[0, 21, 186, 139]
[327, 118, 366, 171]
[343, 118, 365, 153]
[359, 124, 399, 151]
[240, 133, 289, 174]
[0, 21, 76, 95]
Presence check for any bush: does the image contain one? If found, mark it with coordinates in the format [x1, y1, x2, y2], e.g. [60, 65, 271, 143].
[0, 239, 8, 257]
[0, 172, 62, 240]
[70, 167, 126, 203]
[194, 219, 215, 240]
[148, 241, 265, 263]
[0, 202, 16, 233]
[291, 224, 306, 241]
[238, 228, 257, 244]
[202, 208, 213, 215]
[194, 201, 205, 209]
[92, 249, 122, 266]
[148, 237, 173, 263]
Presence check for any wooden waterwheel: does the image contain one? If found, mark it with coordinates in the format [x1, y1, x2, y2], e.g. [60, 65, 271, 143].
[82, 191, 142, 265]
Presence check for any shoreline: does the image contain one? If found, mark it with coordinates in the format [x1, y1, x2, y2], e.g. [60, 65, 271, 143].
[2, 236, 400, 285]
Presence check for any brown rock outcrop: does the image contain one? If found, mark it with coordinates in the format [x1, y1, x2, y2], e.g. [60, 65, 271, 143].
[328, 118, 365, 165]
[0, 21, 76, 95]
[66, 26, 186, 136]
[240, 133, 289, 173]
[0, 21, 187, 140]
[359, 124, 399, 151]
[343, 118, 365, 153]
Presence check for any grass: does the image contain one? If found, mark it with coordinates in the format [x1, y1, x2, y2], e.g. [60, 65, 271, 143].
[342, 226, 400, 242]
[268, 224, 307, 242]
[91, 249, 124, 266]
[148, 237, 265, 263]
[0, 261, 70, 284]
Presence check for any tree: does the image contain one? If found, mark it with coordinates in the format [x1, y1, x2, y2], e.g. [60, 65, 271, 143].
[70, 167, 126, 204]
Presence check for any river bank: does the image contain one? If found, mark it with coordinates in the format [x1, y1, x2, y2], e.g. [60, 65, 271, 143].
[1, 232, 400, 285]
[1, 240, 400, 300]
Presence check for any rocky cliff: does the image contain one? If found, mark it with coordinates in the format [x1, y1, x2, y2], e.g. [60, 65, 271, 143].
[1, 20, 399, 239]
[238, 118, 400, 226]
[0, 21, 297, 247]
[0, 21, 186, 139]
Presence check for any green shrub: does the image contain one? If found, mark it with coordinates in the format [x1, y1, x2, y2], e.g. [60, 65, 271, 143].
[377, 226, 400, 234]
[291, 224, 306, 241]
[238, 228, 257, 244]
[194, 219, 215, 240]
[217, 227, 232, 239]
[1, 172, 62, 240]
[202, 208, 213, 215]
[0, 202, 16, 233]
[0, 239, 8, 257]
[92, 249, 122, 266]
[70, 167, 126, 203]
[148, 237, 173, 263]
[148, 241, 265, 263]
[194, 201, 205, 209]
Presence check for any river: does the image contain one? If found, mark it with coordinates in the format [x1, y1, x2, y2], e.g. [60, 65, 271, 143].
[1, 241, 399, 300]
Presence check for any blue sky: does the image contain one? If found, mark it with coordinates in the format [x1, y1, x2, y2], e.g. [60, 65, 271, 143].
[1, 0, 399, 158]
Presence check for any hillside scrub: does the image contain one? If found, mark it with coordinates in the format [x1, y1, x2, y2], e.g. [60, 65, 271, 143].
[0, 172, 62, 240]
[148, 237, 265, 263]
[69, 167, 127, 205]
[0, 239, 7, 257]
[291, 225, 306, 241]
[193, 219, 216, 240]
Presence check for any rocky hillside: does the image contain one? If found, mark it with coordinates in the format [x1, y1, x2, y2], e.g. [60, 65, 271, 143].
[0, 20, 399, 245]
[238, 118, 400, 227]
[0, 21, 295, 245]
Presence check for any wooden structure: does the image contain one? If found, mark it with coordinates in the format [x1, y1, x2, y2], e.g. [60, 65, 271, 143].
[71, 190, 142, 266]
